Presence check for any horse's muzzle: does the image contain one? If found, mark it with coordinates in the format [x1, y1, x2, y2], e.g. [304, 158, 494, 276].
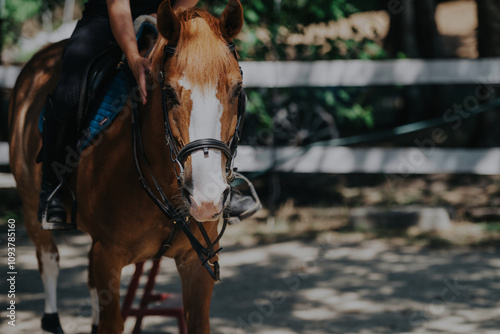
[181, 185, 230, 222]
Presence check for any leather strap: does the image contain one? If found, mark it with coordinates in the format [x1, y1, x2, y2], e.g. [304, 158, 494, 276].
[177, 139, 232, 163]
[132, 101, 228, 280]
[129, 41, 243, 281]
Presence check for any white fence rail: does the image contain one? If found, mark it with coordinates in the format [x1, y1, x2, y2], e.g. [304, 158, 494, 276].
[2, 140, 500, 176]
[0, 142, 9, 165]
[3, 58, 500, 90]
[2, 58, 500, 185]
[236, 146, 500, 175]
[240, 58, 500, 87]
[0, 66, 21, 90]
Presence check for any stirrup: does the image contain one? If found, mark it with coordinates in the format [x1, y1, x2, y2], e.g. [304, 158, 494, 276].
[40, 182, 77, 231]
[226, 172, 262, 225]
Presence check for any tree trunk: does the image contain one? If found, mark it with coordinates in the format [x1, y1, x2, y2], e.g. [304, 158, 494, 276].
[415, 0, 443, 58]
[385, 0, 444, 123]
[63, 0, 76, 24]
[477, 0, 500, 56]
[475, 0, 500, 146]
[385, 0, 442, 58]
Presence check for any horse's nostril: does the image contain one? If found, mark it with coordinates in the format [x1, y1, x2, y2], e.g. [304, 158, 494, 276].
[181, 187, 193, 206]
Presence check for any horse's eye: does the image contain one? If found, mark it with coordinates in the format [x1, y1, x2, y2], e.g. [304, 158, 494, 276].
[232, 84, 242, 99]
[165, 85, 179, 104]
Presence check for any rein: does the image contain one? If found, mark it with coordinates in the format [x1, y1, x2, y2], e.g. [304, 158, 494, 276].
[130, 42, 243, 281]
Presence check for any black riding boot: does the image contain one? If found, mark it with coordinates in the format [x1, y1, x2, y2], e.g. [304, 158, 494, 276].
[225, 173, 262, 224]
[38, 96, 76, 231]
[226, 193, 262, 224]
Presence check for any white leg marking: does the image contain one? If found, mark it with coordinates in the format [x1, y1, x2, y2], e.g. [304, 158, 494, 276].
[40, 251, 59, 314]
[181, 77, 227, 204]
[90, 288, 100, 325]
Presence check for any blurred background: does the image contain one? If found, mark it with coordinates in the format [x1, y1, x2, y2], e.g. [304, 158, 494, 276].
[1, 1, 500, 333]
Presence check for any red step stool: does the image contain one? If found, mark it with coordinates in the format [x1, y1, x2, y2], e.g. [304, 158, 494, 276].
[121, 258, 187, 334]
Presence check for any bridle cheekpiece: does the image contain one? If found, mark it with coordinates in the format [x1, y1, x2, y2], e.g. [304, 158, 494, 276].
[130, 41, 245, 281]
[158, 42, 244, 186]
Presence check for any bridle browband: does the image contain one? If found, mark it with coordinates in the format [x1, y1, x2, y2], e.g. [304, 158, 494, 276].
[130, 41, 244, 281]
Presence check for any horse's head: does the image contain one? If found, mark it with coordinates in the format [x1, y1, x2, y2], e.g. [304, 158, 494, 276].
[152, 0, 244, 222]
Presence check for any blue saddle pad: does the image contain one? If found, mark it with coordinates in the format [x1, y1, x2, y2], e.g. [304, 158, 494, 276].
[38, 65, 131, 153]
[76, 69, 130, 152]
[39, 19, 157, 153]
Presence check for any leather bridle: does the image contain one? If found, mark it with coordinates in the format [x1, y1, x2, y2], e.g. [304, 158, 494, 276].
[130, 42, 244, 281]
[160, 43, 244, 185]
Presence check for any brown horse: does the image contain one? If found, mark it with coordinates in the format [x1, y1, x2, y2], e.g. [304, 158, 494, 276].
[8, 1, 244, 333]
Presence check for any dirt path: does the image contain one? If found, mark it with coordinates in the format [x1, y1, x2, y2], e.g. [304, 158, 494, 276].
[1, 224, 500, 334]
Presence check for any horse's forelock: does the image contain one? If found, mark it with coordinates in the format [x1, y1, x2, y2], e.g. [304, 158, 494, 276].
[151, 7, 235, 90]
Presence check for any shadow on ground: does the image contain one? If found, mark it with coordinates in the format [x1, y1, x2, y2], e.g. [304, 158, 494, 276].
[2, 220, 499, 334]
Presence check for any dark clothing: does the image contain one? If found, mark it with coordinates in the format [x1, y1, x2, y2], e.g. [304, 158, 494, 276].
[52, 13, 114, 122]
[84, 0, 162, 19]
[40, 0, 163, 228]
[51, 0, 162, 122]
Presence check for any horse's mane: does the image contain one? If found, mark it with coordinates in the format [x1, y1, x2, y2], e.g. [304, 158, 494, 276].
[151, 7, 234, 89]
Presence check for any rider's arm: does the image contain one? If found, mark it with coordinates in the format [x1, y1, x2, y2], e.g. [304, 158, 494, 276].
[106, 0, 199, 104]
[107, 0, 150, 105]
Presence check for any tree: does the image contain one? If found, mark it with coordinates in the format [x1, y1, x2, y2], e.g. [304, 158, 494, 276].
[3, 0, 42, 47]
[384, 0, 446, 124]
[475, 0, 500, 146]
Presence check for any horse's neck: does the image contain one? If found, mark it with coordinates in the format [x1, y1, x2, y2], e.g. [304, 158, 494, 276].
[138, 100, 180, 192]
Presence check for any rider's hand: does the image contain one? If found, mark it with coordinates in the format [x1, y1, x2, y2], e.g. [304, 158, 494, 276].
[128, 55, 151, 105]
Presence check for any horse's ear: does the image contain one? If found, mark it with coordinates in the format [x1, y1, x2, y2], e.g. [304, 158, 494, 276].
[157, 0, 181, 45]
[219, 0, 243, 40]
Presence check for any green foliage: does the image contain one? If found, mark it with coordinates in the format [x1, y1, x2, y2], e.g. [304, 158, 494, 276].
[198, 0, 384, 146]
[246, 90, 273, 129]
[2, 0, 41, 45]
[280, 0, 378, 31]
[4, 0, 41, 22]
[337, 103, 374, 130]
[1, 0, 74, 46]
[200, 0, 383, 60]
[199, 0, 379, 32]
[242, 86, 378, 147]
[4, 0, 383, 146]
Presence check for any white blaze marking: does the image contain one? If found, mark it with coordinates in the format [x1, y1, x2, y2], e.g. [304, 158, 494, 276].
[90, 288, 99, 325]
[180, 77, 227, 205]
[40, 251, 59, 314]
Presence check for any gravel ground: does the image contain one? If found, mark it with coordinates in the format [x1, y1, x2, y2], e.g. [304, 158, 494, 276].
[1, 221, 500, 334]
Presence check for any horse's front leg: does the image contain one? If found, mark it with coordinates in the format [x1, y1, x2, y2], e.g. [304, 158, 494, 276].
[175, 250, 216, 334]
[91, 241, 126, 334]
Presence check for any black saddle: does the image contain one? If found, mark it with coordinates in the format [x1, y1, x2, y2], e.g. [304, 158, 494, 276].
[76, 44, 123, 132]
[76, 21, 159, 132]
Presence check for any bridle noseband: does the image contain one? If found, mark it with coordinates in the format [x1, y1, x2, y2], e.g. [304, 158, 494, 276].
[159, 43, 244, 185]
[130, 41, 244, 281]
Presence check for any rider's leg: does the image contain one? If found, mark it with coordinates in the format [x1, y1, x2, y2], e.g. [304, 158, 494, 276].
[224, 89, 262, 223]
[226, 192, 262, 224]
[38, 12, 115, 230]
[38, 96, 75, 228]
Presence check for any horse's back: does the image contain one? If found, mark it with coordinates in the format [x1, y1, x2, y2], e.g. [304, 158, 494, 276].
[9, 40, 66, 193]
